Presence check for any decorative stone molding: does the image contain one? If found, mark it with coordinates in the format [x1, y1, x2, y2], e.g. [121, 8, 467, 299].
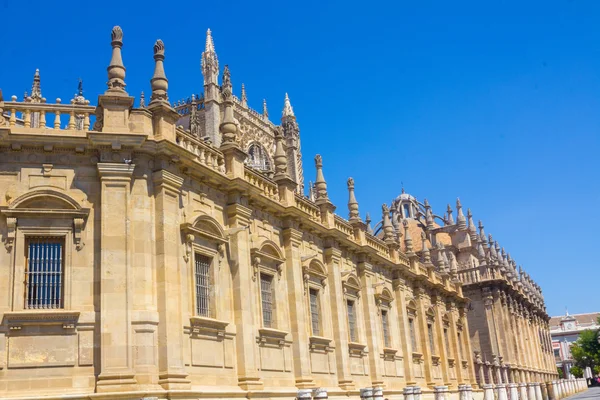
[309, 335, 333, 352]
[4, 216, 16, 251]
[73, 217, 85, 250]
[349, 342, 367, 357]
[3, 310, 80, 332]
[189, 316, 229, 339]
[257, 327, 289, 348]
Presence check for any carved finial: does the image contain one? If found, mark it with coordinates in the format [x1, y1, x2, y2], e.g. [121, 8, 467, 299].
[150, 39, 169, 105]
[106, 26, 127, 94]
[477, 237, 486, 261]
[347, 177, 360, 222]
[314, 155, 328, 200]
[421, 231, 431, 263]
[424, 199, 434, 229]
[282, 92, 295, 118]
[308, 180, 315, 202]
[219, 65, 238, 145]
[403, 219, 413, 252]
[382, 204, 395, 242]
[446, 204, 454, 225]
[241, 83, 248, 107]
[273, 127, 288, 179]
[479, 221, 487, 245]
[456, 198, 467, 230]
[222, 65, 232, 100]
[467, 208, 477, 240]
[437, 242, 448, 273]
[263, 99, 268, 118]
[366, 212, 373, 234]
[139, 91, 146, 108]
[448, 251, 458, 275]
[77, 78, 83, 97]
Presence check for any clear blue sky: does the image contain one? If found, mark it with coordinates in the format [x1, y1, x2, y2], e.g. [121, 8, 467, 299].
[2, 0, 598, 316]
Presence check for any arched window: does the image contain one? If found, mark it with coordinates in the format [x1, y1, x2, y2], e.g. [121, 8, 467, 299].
[246, 142, 271, 171]
[407, 299, 419, 352]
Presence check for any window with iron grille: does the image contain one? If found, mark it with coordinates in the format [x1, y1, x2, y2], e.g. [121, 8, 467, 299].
[457, 332, 464, 359]
[347, 300, 357, 342]
[428, 323, 435, 354]
[25, 237, 64, 309]
[194, 253, 212, 317]
[309, 288, 320, 336]
[409, 317, 418, 351]
[444, 328, 451, 356]
[381, 309, 391, 348]
[260, 273, 274, 328]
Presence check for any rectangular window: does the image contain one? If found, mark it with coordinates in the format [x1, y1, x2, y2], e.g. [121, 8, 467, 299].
[444, 328, 451, 356]
[25, 237, 64, 309]
[260, 273, 274, 328]
[457, 332, 464, 359]
[381, 310, 391, 348]
[409, 317, 417, 351]
[309, 288, 320, 336]
[347, 300, 357, 342]
[194, 253, 211, 317]
[428, 323, 435, 354]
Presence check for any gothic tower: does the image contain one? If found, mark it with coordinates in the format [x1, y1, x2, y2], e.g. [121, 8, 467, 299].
[281, 93, 304, 192]
[201, 29, 221, 147]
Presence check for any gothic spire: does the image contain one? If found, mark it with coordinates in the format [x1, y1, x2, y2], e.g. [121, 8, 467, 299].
[456, 198, 467, 230]
[201, 28, 219, 88]
[446, 204, 454, 225]
[29, 69, 43, 102]
[241, 83, 248, 107]
[424, 199, 434, 229]
[308, 181, 315, 202]
[150, 39, 169, 105]
[478, 220, 487, 245]
[467, 208, 477, 241]
[421, 232, 431, 263]
[139, 91, 146, 108]
[403, 219, 413, 253]
[347, 178, 360, 222]
[263, 99, 268, 118]
[366, 212, 373, 234]
[282, 92, 295, 118]
[106, 26, 127, 94]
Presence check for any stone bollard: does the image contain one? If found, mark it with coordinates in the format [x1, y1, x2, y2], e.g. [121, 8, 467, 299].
[508, 383, 519, 400]
[434, 385, 449, 400]
[496, 384, 508, 400]
[361, 387, 374, 400]
[541, 382, 548, 400]
[457, 384, 467, 400]
[313, 388, 328, 400]
[528, 383, 537, 400]
[297, 389, 312, 400]
[534, 382, 543, 400]
[413, 386, 422, 400]
[483, 384, 495, 400]
[403, 386, 414, 400]
[519, 383, 529, 400]
[546, 381, 555, 400]
[556, 380, 562, 399]
[465, 384, 473, 399]
[372, 386, 384, 400]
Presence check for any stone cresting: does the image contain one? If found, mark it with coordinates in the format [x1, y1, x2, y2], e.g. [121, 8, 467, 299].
[0, 26, 588, 400]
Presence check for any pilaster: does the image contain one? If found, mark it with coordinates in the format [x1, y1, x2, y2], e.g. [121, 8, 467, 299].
[393, 274, 415, 385]
[358, 259, 384, 386]
[227, 194, 262, 390]
[96, 162, 137, 392]
[283, 224, 315, 389]
[153, 169, 190, 390]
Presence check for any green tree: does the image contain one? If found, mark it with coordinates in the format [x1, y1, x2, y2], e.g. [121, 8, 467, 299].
[557, 367, 564, 379]
[571, 329, 600, 371]
[570, 366, 584, 378]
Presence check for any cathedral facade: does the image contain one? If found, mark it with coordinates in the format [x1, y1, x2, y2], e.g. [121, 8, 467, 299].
[0, 27, 582, 400]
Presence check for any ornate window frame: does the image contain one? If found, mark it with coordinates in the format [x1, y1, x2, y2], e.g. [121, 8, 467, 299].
[342, 273, 362, 346]
[251, 240, 285, 333]
[407, 298, 420, 355]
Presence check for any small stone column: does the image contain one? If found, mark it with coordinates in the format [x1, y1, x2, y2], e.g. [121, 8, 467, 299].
[413, 385, 422, 400]
[457, 384, 467, 400]
[482, 384, 495, 400]
[372, 386, 384, 400]
[403, 386, 414, 400]
[546, 381, 555, 400]
[466, 385, 473, 400]
[519, 383, 529, 400]
[360, 388, 374, 400]
[297, 389, 312, 400]
[313, 388, 328, 399]
[434, 386, 449, 400]
[496, 383, 508, 400]
[554, 380, 561, 399]
[508, 383, 519, 400]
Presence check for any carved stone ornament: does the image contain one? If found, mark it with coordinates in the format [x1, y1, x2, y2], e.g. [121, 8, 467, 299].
[4, 217, 17, 251]
[73, 217, 85, 250]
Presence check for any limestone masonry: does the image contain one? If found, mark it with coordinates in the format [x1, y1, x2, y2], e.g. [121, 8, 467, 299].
[0, 27, 584, 400]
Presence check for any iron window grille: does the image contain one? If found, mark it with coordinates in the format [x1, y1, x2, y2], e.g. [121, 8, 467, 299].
[347, 300, 357, 342]
[260, 273, 274, 328]
[381, 309, 391, 348]
[25, 237, 64, 309]
[309, 288, 320, 336]
[409, 317, 418, 351]
[194, 253, 212, 317]
[428, 323, 435, 354]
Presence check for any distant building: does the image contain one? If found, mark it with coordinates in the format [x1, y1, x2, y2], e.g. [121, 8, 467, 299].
[550, 311, 600, 378]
